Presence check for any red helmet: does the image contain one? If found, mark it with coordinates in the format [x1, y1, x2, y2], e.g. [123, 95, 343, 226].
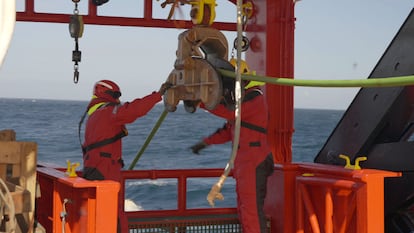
[93, 80, 121, 102]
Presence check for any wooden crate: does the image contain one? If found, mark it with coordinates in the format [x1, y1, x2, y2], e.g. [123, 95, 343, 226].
[0, 129, 37, 233]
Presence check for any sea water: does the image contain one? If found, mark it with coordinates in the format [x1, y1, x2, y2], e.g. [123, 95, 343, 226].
[0, 98, 344, 210]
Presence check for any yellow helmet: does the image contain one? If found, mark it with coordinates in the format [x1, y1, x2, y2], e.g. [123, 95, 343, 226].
[229, 58, 265, 89]
[229, 58, 251, 74]
[244, 80, 265, 89]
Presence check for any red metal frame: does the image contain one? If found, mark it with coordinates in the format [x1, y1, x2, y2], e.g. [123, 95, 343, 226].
[244, 0, 295, 163]
[36, 166, 239, 233]
[16, 0, 296, 163]
[36, 166, 120, 233]
[20, 0, 295, 231]
[37, 162, 400, 233]
[265, 162, 401, 233]
[17, 0, 235, 30]
[121, 168, 236, 218]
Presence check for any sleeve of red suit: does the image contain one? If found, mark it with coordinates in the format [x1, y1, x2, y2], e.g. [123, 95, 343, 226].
[203, 121, 232, 145]
[113, 91, 162, 124]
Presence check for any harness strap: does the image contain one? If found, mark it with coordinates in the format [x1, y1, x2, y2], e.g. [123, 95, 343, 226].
[239, 88, 267, 134]
[78, 101, 124, 154]
[241, 121, 267, 134]
[78, 109, 88, 149]
[82, 128, 128, 154]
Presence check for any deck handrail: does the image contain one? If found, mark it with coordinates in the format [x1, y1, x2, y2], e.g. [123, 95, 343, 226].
[121, 168, 237, 218]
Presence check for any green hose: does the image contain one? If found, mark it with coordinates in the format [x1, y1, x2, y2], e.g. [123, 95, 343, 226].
[219, 69, 414, 88]
[128, 71, 414, 170]
[128, 109, 168, 170]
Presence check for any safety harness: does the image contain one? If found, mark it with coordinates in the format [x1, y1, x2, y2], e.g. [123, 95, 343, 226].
[240, 87, 267, 134]
[78, 102, 128, 154]
[241, 121, 266, 134]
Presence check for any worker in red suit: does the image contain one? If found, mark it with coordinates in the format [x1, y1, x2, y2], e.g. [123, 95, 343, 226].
[190, 60, 274, 233]
[81, 79, 171, 233]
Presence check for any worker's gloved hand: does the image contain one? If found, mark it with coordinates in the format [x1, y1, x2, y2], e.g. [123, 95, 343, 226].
[118, 158, 125, 168]
[190, 141, 208, 154]
[159, 82, 173, 95]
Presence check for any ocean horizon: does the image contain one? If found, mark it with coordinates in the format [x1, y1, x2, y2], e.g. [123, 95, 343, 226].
[0, 97, 344, 210]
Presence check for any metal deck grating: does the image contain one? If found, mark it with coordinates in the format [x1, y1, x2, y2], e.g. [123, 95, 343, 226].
[128, 214, 271, 233]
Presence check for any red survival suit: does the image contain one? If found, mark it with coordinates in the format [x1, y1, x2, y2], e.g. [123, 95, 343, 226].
[82, 91, 162, 233]
[201, 86, 274, 233]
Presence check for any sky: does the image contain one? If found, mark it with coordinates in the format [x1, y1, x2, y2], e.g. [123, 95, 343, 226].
[0, 0, 413, 110]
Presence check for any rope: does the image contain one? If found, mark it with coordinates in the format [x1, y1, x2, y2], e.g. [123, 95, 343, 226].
[0, 179, 16, 233]
[219, 70, 414, 88]
[207, 0, 244, 207]
[128, 109, 169, 170]
[61, 198, 70, 233]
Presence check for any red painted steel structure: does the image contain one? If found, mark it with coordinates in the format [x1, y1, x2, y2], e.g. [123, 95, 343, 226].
[16, 0, 295, 164]
[36, 166, 241, 233]
[243, 0, 295, 163]
[36, 166, 120, 233]
[121, 169, 236, 218]
[35, 162, 400, 233]
[17, 0, 235, 30]
[265, 163, 400, 233]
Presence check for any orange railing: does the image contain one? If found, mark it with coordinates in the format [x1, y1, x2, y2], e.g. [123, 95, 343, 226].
[121, 168, 236, 214]
[296, 176, 359, 233]
[36, 166, 240, 233]
[265, 162, 401, 233]
[120, 169, 241, 232]
[36, 162, 401, 233]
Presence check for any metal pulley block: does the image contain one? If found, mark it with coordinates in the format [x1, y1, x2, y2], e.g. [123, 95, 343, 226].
[175, 26, 228, 63]
[164, 26, 230, 113]
[233, 36, 250, 52]
[164, 58, 223, 112]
